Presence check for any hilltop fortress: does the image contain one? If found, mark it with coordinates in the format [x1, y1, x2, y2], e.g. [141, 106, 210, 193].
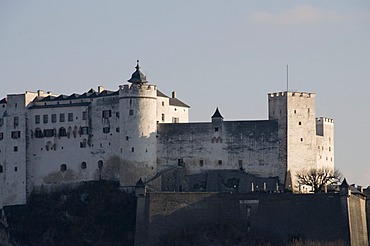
[0, 62, 334, 207]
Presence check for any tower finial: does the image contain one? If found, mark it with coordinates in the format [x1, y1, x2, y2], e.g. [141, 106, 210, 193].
[136, 60, 140, 70]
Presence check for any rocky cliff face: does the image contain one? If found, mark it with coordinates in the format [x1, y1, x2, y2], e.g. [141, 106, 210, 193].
[1, 181, 136, 246]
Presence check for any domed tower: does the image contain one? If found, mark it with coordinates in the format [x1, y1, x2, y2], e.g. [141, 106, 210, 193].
[119, 61, 157, 186]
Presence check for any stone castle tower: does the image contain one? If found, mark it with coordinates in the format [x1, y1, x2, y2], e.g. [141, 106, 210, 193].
[119, 61, 158, 186]
[268, 92, 334, 191]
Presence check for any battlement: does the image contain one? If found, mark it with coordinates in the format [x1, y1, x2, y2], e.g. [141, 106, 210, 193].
[268, 91, 315, 98]
[316, 117, 334, 124]
[119, 83, 157, 98]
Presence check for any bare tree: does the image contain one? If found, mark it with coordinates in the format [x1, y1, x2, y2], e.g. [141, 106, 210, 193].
[296, 167, 342, 193]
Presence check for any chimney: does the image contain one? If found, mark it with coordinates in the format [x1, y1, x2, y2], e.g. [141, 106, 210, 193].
[172, 91, 176, 98]
[37, 90, 44, 96]
[98, 86, 104, 93]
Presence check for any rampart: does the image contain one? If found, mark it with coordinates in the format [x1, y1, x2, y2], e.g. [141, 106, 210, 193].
[135, 192, 368, 246]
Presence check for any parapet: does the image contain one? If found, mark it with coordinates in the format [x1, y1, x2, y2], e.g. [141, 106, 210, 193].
[316, 117, 334, 124]
[119, 83, 157, 98]
[268, 91, 315, 98]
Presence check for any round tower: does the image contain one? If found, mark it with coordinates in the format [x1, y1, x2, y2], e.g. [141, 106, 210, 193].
[119, 61, 157, 186]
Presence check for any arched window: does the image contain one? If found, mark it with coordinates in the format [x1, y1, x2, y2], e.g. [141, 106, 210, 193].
[59, 127, 67, 137]
[60, 164, 67, 172]
[98, 160, 103, 169]
[81, 162, 87, 169]
[35, 128, 43, 138]
[45, 141, 53, 151]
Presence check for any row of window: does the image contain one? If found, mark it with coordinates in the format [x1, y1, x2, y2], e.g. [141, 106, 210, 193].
[0, 131, 21, 140]
[318, 146, 332, 151]
[0, 117, 19, 128]
[32, 127, 89, 138]
[60, 160, 103, 172]
[0, 165, 17, 173]
[35, 113, 78, 124]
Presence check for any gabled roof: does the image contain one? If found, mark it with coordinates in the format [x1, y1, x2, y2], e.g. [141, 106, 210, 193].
[38, 95, 57, 102]
[169, 98, 190, 108]
[157, 90, 169, 98]
[0, 98, 7, 104]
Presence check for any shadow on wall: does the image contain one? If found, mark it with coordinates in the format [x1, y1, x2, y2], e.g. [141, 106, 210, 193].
[137, 193, 351, 246]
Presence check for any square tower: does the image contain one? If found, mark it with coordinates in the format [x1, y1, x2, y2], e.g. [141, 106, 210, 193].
[268, 92, 317, 191]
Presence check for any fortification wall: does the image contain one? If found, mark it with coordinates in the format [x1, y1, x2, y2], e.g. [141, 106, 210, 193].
[348, 195, 368, 246]
[137, 192, 357, 246]
[157, 120, 281, 182]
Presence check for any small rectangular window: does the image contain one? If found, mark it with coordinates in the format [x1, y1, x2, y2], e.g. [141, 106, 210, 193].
[14, 146, 18, 152]
[35, 115, 40, 124]
[43, 114, 48, 123]
[68, 113, 73, 122]
[0, 165, 3, 173]
[0, 132, 3, 141]
[60, 113, 65, 122]
[116, 127, 120, 133]
[215, 127, 219, 132]
[102, 110, 112, 119]
[162, 114, 165, 121]
[80, 127, 89, 135]
[298, 122, 301, 125]
[300, 138, 303, 142]
[238, 160, 243, 167]
[162, 101, 164, 106]
[178, 159, 184, 167]
[199, 160, 204, 167]
[0, 118, 3, 126]
[172, 117, 179, 123]
[14, 167, 18, 172]
[131, 147, 135, 152]
[126, 136, 129, 140]
[51, 114, 57, 123]
[329, 147, 331, 151]
[11, 131, 21, 139]
[103, 127, 110, 133]
[218, 160, 222, 165]
[129, 109, 134, 116]
[116, 112, 119, 118]
[14, 117, 19, 126]
[82, 111, 87, 120]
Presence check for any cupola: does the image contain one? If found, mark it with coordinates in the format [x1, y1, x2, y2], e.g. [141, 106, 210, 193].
[128, 60, 148, 84]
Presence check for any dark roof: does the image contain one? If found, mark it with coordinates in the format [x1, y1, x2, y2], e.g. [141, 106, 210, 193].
[38, 95, 57, 102]
[157, 90, 169, 98]
[0, 98, 7, 104]
[128, 60, 148, 84]
[169, 98, 190, 108]
[29, 102, 91, 109]
[211, 107, 223, 118]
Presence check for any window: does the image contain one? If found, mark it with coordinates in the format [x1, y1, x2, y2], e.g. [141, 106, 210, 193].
[116, 112, 119, 118]
[44, 129, 54, 138]
[329, 147, 331, 151]
[162, 101, 164, 106]
[80, 127, 89, 135]
[14, 117, 19, 126]
[82, 111, 87, 120]
[218, 160, 222, 165]
[116, 127, 120, 133]
[103, 127, 110, 133]
[14, 167, 17, 172]
[129, 109, 134, 116]
[126, 136, 129, 140]
[11, 131, 21, 139]
[60, 164, 67, 172]
[43, 114, 48, 123]
[239, 160, 243, 167]
[178, 159, 184, 167]
[51, 114, 57, 123]
[0, 132, 3, 141]
[102, 110, 112, 119]
[68, 113, 73, 122]
[0, 118, 3, 126]
[0, 165, 3, 173]
[14, 146, 18, 152]
[80, 139, 87, 148]
[215, 127, 219, 132]
[81, 162, 87, 169]
[300, 138, 303, 142]
[131, 147, 134, 152]
[98, 160, 103, 169]
[294, 110, 296, 114]
[199, 160, 204, 167]
[35, 128, 43, 138]
[58, 127, 67, 137]
[35, 115, 40, 124]
[161, 114, 165, 121]
[172, 117, 179, 123]
[298, 122, 301, 125]
[60, 113, 65, 122]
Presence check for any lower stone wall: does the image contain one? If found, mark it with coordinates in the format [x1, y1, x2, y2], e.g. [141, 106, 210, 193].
[348, 195, 368, 246]
[136, 192, 368, 246]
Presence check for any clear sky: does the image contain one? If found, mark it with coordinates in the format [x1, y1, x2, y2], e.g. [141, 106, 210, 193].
[1, 1, 369, 186]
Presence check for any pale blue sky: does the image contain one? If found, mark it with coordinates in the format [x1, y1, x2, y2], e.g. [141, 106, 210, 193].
[1, 1, 369, 186]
